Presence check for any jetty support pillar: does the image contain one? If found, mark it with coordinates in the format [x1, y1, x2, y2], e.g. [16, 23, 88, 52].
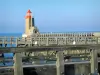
[56, 51, 64, 75]
[90, 49, 98, 75]
[13, 53, 23, 75]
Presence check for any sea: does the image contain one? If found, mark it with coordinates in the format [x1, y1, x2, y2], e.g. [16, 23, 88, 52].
[0, 33, 22, 66]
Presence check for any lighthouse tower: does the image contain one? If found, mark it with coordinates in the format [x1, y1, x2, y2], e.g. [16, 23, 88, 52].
[25, 9, 33, 34]
[22, 9, 39, 37]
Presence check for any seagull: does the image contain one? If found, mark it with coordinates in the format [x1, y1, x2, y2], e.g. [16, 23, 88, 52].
[34, 41, 37, 45]
[73, 41, 76, 45]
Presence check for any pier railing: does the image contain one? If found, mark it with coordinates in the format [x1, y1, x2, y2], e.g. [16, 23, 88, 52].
[0, 36, 100, 47]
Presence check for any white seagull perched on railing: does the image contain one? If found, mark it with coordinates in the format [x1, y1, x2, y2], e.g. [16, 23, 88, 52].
[73, 41, 76, 45]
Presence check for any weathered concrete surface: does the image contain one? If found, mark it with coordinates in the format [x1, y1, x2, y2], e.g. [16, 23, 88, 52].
[13, 53, 23, 75]
[36, 67, 56, 75]
[56, 51, 64, 75]
[74, 64, 90, 75]
[90, 50, 98, 74]
[23, 64, 90, 75]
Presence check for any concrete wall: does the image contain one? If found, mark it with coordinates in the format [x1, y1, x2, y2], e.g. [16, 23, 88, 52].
[36, 66, 56, 75]
[74, 64, 90, 75]
[23, 64, 91, 75]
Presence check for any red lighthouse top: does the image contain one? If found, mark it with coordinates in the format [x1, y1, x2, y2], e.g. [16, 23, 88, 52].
[25, 9, 32, 19]
[27, 9, 32, 13]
